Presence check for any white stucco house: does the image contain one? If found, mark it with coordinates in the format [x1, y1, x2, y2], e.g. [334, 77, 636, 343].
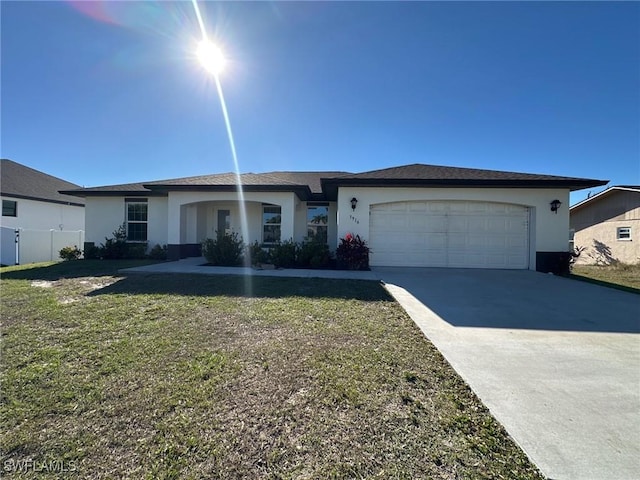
[1, 159, 85, 231]
[1, 159, 85, 265]
[61, 163, 606, 274]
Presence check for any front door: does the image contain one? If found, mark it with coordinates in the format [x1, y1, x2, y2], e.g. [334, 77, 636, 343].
[217, 209, 231, 236]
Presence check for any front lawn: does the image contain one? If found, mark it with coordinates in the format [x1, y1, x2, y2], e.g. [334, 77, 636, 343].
[1, 262, 544, 479]
[572, 263, 640, 292]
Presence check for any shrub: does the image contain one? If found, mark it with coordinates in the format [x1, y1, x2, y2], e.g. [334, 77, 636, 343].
[59, 245, 82, 261]
[101, 224, 128, 259]
[336, 233, 370, 270]
[202, 231, 244, 266]
[268, 239, 297, 268]
[297, 238, 332, 269]
[247, 241, 269, 266]
[97, 224, 148, 259]
[148, 244, 168, 260]
[84, 243, 102, 260]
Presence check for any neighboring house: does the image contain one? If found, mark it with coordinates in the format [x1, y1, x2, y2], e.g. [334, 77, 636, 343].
[1, 159, 85, 231]
[61, 163, 606, 274]
[570, 186, 640, 265]
[1, 159, 85, 265]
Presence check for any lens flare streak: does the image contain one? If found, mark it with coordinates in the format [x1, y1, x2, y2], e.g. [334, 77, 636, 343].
[191, 0, 250, 293]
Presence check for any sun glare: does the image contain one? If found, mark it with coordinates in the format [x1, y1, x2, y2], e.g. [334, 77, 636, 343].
[196, 39, 225, 76]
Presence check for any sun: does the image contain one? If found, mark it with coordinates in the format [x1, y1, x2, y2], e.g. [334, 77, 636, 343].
[196, 39, 225, 76]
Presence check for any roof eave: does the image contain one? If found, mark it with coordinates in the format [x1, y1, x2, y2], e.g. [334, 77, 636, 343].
[570, 186, 639, 211]
[144, 183, 316, 200]
[321, 178, 608, 193]
[3, 192, 85, 207]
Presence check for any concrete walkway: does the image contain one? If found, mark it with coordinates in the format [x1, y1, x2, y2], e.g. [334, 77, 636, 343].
[376, 267, 640, 480]
[120, 256, 380, 280]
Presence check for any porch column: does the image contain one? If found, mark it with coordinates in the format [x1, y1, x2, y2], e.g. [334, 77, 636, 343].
[167, 199, 182, 260]
[280, 196, 295, 242]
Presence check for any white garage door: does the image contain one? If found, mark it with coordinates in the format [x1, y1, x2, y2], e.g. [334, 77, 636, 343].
[369, 201, 529, 269]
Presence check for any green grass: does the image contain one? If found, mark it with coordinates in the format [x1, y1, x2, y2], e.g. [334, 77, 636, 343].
[1, 261, 545, 479]
[571, 263, 640, 292]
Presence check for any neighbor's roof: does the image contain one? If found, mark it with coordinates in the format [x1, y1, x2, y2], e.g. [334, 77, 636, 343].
[570, 185, 640, 211]
[61, 163, 608, 200]
[0, 159, 85, 206]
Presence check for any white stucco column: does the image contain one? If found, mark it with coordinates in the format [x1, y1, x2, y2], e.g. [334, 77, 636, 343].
[279, 195, 295, 242]
[167, 196, 181, 245]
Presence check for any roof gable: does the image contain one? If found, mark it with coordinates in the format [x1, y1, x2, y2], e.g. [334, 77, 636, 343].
[0, 159, 85, 206]
[570, 186, 640, 212]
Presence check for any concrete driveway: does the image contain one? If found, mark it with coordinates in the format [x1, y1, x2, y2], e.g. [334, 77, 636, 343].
[375, 268, 640, 480]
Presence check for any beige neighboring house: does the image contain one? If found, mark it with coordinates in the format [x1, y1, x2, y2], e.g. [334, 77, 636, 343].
[570, 186, 640, 265]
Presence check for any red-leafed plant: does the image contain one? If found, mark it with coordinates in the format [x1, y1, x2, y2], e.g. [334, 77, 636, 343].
[336, 233, 370, 270]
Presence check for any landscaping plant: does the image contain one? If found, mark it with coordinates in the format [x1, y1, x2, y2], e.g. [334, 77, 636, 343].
[202, 231, 245, 266]
[336, 233, 370, 270]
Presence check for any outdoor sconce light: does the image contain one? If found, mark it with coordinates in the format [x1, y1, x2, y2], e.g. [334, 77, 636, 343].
[350, 197, 358, 211]
[550, 199, 562, 214]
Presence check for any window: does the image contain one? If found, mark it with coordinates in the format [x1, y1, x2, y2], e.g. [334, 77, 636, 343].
[307, 203, 329, 243]
[2, 200, 17, 217]
[569, 229, 575, 251]
[262, 205, 281, 244]
[125, 198, 148, 242]
[617, 227, 631, 241]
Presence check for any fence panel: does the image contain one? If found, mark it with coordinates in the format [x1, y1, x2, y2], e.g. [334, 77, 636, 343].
[16, 230, 85, 265]
[1, 227, 17, 266]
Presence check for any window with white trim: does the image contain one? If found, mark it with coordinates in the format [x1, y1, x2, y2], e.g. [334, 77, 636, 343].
[2, 200, 17, 217]
[125, 198, 148, 242]
[617, 227, 631, 241]
[307, 203, 329, 243]
[262, 205, 281, 244]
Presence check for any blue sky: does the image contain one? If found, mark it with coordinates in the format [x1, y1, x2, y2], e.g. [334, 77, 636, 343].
[2, 1, 638, 204]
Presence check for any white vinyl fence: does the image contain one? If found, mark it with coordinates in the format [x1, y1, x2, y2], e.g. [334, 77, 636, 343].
[0, 228, 84, 265]
[1, 226, 17, 266]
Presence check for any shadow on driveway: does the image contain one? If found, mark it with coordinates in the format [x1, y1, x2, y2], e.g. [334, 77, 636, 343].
[375, 267, 640, 333]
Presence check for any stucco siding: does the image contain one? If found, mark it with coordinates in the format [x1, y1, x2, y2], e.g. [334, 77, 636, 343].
[167, 191, 298, 245]
[1, 196, 84, 231]
[85, 196, 168, 248]
[571, 191, 640, 265]
[336, 187, 571, 270]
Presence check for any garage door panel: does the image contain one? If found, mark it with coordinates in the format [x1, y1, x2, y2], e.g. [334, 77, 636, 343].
[370, 201, 529, 269]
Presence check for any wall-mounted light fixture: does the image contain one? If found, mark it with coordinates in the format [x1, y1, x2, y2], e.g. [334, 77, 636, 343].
[550, 199, 562, 214]
[350, 197, 358, 211]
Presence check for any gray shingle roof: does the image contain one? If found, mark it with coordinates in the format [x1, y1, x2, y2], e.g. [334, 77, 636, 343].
[321, 163, 607, 193]
[1, 159, 85, 206]
[61, 163, 607, 199]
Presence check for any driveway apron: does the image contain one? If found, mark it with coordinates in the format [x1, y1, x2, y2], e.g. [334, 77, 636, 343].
[375, 267, 640, 480]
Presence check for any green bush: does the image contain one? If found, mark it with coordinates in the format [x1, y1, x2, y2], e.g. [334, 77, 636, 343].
[268, 239, 297, 268]
[336, 233, 370, 270]
[100, 224, 128, 259]
[94, 224, 148, 260]
[59, 245, 82, 261]
[247, 241, 269, 266]
[202, 231, 244, 266]
[148, 244, 168, 260]
[297, 238, 332, 269]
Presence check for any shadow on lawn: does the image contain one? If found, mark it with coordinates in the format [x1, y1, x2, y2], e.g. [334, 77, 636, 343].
[88, 274, 394, 301]
[0, 260, 160, 281]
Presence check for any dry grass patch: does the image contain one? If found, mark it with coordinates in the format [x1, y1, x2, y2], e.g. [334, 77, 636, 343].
[1, 262, 545, 479]
[572, 263, 640, 291]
